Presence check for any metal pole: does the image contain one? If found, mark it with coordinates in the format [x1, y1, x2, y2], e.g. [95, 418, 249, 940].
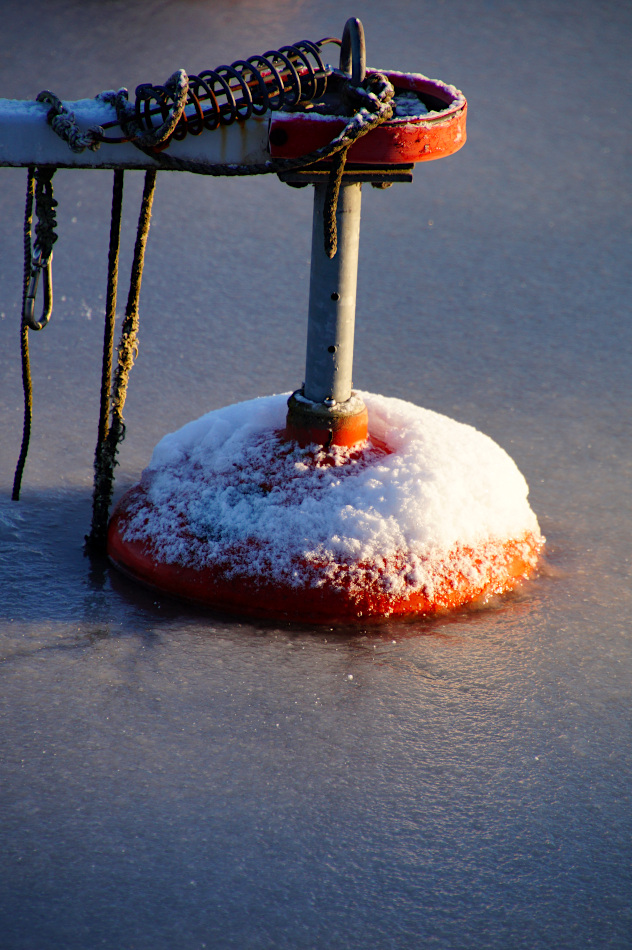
[303, 181, 362, 405]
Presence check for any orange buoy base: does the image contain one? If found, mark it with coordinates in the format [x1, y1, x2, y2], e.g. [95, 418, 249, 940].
[106, 393, 544, 623]
[108, 484, 541, 623]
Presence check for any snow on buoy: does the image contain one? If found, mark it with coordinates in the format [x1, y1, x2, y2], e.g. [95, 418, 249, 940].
[107, 392, 543, 622]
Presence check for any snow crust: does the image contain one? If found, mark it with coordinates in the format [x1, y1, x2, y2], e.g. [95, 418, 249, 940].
[120, 393, 541, 597]
[0, 97, 116, 122]
[393, 91, 429, 118]
[380, 69, 466, 109]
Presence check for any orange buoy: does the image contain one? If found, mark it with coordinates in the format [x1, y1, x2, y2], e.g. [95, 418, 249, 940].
[107, 393, 543, 622]
[105, 21, 544, 622]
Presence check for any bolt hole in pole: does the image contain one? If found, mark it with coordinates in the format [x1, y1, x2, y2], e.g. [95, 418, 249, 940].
[286, 18, 368, 446]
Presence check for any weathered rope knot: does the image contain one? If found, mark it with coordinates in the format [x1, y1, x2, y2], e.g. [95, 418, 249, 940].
[323, 71, 395, 258]
[36, 90, 103, 153]
[107, 70, 190, 150]
[33, 167, 58, 262]
[341, 70, 395, 116]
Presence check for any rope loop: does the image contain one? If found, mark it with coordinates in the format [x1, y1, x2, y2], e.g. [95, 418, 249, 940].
[132, 69, 190, 149]
[23, 167, 58, 330]
[342, 71, 395, 115]
[36, 90, 103, 153]
[322, 70, 395, 258]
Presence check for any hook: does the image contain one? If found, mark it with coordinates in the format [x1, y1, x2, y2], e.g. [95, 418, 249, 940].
[23, 249, 53, 330]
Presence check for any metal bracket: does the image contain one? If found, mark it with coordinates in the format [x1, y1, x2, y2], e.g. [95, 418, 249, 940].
[278, 162, 413, 187]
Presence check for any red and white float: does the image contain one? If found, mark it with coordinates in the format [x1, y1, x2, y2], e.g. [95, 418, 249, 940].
[108, 392, 543, 622]
[106, 20, 542, 621]
[0, 16, 542, 621]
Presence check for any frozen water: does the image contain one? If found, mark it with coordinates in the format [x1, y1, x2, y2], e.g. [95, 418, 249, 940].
[0, 1, 631, 948]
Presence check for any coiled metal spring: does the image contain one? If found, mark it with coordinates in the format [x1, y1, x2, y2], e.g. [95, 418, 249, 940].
[101, 38, 338, 149]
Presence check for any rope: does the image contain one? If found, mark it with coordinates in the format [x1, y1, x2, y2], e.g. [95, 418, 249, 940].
[85, 169, 157, 553]
[17, 61, 394, 530]
[102, 71, 190, 150]
[323, 72, 394, 258]
[32, 168, 59, 266]
[38, 72, 384, 177]
[11, 168, 36, 501]
[23, 167, 58, 331]
[119, 81, 394, 179]
[37, 90, 104, 153]
[122, 71, 394, 259]
[323, 145, 350, 259]
[85, 170, 125, 552]
[12, 166, 60, 498]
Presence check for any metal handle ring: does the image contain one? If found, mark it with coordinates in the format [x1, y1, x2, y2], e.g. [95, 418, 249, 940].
[339, 17, 366, 85]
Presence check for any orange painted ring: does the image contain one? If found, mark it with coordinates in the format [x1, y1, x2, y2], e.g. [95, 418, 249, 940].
[268, 70, 467, 166]
[284, 397, 369, 448]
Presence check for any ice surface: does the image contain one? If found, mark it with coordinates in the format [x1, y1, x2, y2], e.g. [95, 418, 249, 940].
[121, 392, 542, 595]
[0, 2, 630, 948]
